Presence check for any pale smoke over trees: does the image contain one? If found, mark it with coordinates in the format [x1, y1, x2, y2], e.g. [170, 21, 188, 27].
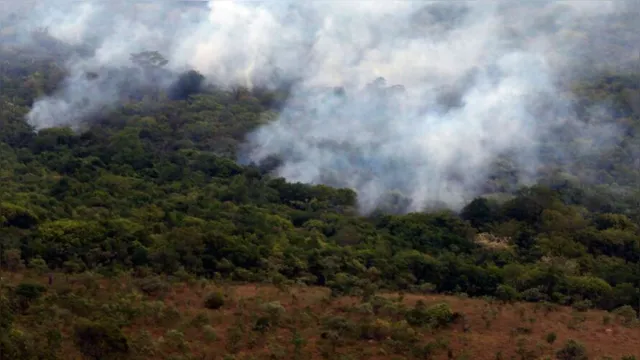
[3, 0, 640, 213]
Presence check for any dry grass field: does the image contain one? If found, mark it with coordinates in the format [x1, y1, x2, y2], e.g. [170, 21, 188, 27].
[2, 271, 640, 360]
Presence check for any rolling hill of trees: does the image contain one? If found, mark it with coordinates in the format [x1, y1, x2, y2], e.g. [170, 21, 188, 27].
[2, 33, 640, 359]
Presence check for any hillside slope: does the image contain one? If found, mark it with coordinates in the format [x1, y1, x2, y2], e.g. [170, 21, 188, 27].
[3, 29, 640, 360]
[2, 272, 640, 360]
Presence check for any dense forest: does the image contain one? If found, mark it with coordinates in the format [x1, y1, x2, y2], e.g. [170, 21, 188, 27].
[3, 27, 640, 359]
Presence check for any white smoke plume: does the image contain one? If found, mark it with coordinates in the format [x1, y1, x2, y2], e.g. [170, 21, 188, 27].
[4, 0, 640, 212]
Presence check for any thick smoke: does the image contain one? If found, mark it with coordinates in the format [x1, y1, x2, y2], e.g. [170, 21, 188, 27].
[4, 0, 640, 212]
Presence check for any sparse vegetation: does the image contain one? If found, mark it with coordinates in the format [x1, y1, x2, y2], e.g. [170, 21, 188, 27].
[1, 274, 640, 359]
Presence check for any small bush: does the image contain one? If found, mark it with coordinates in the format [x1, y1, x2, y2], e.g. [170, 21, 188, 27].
[354, 302, 374, 315]
[567, 312, 587, 330]
[359, 318, 391, 341]
[556, 340, 587, 360]
[250, 301, 287, 332]
[536, 301, 560, 314]
[14, 282, 46, 312]
[545, 332, 557, 344]
[14, 282, 46, 302]
[413, 340, 447, 359]
[521, 287, 548, 302]
[572, 300, 593, 312]
[134, 277, 170, 297]
[405, 302, 455, 328]
[253, 316, 272, 333]
[415, 282, 437, 294]
[390, 320, 419, 343]
[27, 257, 49, 274]
[189, 313, 210, 327]
[165, 329, 187, 351]
[202, 325, 217, 341]
[74, 320, 129, 360]
[261, 301, 285, 319]
[552, 292, 571, 305]
[612, 305, 637, 325]
[369, 295, 399, 316]
[512, 326, 532, 336]
[204, 291, 225, 310]
[496, 284, 519, 302]
[322, 316, 356, 337]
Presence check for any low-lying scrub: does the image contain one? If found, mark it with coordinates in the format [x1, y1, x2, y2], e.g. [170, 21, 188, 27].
[2, 271, 640, 360]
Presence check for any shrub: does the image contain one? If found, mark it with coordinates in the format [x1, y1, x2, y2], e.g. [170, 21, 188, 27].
[496, 284, 519, 302]
[545, 332, 557, 344]
[413, 340, 447, 359]
[261, 301, 285, 319]
[612, 305, 637, 325]
[253, 316, 272, 333]
[369, 295, 396, 316]
[572, 300, 592, 312]
[521, 287, 548, 302]
[327, 272, 358, 297]
[405, 302, 456, 328]
[14, 282, 46, 312]
[0, 296, 13, 330]
[74, 320, 129, 360]
[537, 301, 560, 314]
[165, 329, 187, 351]
[512, 326, 532, 336]
[134, 277, 170, 297]
[202, 325, 217, 341]
[27, 257, 49, 274]
[390, 320, 419, 343]
[556, 340, 587, 360]
[189, 313, 210, 327]
[415, 282, 437, 294]
[322, 316, 356, 337]
[204, 291, 225, 310]
[14, 282, 46, 302]
[359, 318, 392, 341]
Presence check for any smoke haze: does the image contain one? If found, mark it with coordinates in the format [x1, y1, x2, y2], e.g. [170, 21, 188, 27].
[3, 0, 640, 212]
